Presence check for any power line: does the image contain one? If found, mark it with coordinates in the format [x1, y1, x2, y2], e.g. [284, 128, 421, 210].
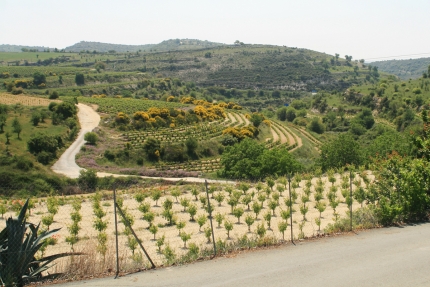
[365, 52, 430, 61]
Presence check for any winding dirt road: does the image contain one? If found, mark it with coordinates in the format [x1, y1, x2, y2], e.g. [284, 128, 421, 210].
[51, 104, 100, 178]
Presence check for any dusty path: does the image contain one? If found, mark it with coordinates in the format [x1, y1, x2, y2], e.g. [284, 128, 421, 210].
[240, 113, 250, 125]
[51, 104, 234, 184]
[227, 112, 237, 124]
[282, 126, 298, 146]
[233, 112, 243, 125]
[270, 126, 280, 142]
[56, 223, 430, 287]
[51, 104, 101, 178]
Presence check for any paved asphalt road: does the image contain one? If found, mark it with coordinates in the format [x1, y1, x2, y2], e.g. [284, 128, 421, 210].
[57, 223, 430, 287]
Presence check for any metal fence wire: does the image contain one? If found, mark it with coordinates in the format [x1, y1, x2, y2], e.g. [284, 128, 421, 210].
[0, 172, 368, 283]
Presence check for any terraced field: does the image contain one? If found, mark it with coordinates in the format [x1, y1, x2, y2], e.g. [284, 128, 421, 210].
[128, 112, 311, 174]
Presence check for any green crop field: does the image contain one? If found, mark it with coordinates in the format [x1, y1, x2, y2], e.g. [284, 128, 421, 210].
[73, 96, 190, 115]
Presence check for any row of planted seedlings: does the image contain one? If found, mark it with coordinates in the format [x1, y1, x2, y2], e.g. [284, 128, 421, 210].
[105, 169, 371, 267]
[126, 122, 228, 148]
[271, 120, 300, 146]
[288, 123, 321, 147]
[0, 169, 373, 276]
[234, 111, 250, 125]
[273, 121, 294, 144]
[125, 119, 226, 139]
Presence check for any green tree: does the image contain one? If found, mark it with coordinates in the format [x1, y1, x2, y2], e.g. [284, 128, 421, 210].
[261, 147, 302, 177]
[75, 73, 85, 85]
[308, 117, 325, 134]
[252, 201, 262, 219]
[149, 224, 158, 240]
[250, 113, 264, 128]
[278, 221, 288, 240]
[0, 113, 6, 133]
[53, 101, 77, 121]
[180, 232, 191, 248]
[224, 220, 233, 239]
[219, 138, 265, 179]
[12, 117, 22, 139]
[232, 207, 244, 224]
[49, 91, 59, 100]
[185, 137, 198, 155]
[215, 212, 224, 228]
[245, 214, 255, 232]
[187, 204, 197, 221]
[319, 133, 362, 171]
[196, 214, 207, 231]
[78, 169, 98, 191]
[143, 137, 161, 161]
[27, 133, 60, 155]
[33, 72, 46, 86]
[352, 108, 374, 129]
[276, 107, 287, 121]
[220, 138, 301, 180]
[143, 211, 155, 227]
[31, 112, 41, 126]
[285, 107, 296, 122]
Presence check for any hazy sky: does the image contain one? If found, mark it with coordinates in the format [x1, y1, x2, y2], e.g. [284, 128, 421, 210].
[1, 0, 429, 61]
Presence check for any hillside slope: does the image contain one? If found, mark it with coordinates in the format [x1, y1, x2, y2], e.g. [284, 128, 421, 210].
[0, 41, 379, 92]
[371, 57, 430, 79]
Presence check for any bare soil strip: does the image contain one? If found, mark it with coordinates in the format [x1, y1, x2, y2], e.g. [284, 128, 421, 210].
[227, 112, 237, 124]
[276, 124, 296, 146]
[270, 126, 280, 143]
[272, 125, 287, 144]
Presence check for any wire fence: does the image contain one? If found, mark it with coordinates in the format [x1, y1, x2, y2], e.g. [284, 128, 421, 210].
[0, 171, 371, 283]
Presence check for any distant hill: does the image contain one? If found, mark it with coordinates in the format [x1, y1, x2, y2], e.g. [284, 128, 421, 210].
[371, 57, 430, 80]
[0, 40, 377, 92]
[64, 39, 224, 53]
[0, 44, 52, 52]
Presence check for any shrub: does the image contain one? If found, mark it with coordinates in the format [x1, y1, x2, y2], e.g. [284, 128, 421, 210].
[308, 117, 325, 134]
[37, 151, 53, 165]
[33, 72, 46, 86]
[162, 144, 186, 162]
[84, 132, 98, 145]
[15, 156, 33, 171]
[78, 169, 98, 191]
[49, 91, 59, 99]
[75, 73, 85, 85]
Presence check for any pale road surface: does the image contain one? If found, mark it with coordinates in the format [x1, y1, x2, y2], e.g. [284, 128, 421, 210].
[51, 103, 101, 178]
[57, 223, 430, 287]
[51, 103, 234, 184]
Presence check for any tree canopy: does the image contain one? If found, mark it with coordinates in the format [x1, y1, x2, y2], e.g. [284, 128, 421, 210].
[219, 138, 302, 179]
[319, 133, 362, 171]
[32, 72, 46, 86]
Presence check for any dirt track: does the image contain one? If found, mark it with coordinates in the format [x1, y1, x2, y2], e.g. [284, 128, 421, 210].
[51, 104, 101, 178]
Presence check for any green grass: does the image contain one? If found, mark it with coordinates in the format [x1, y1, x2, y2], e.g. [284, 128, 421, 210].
[1, 107, 68, 158]
[69, 96, 189, 115]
